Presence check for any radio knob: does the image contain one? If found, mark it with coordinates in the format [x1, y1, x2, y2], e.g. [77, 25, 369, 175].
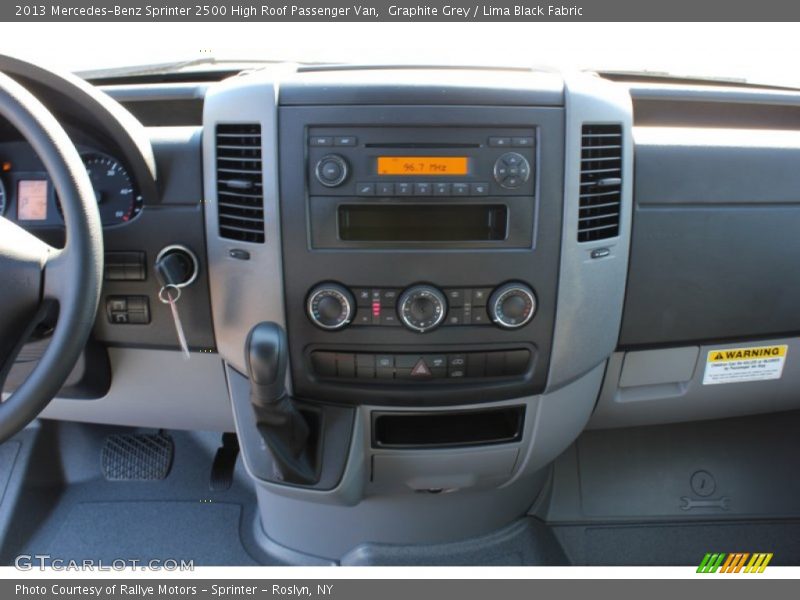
[315, 154, 349, 187]
[307, 283, 355, 330]
[398, 285, 447, 333]
[493, 152, 531, 189]
[489, 283, 537, 329]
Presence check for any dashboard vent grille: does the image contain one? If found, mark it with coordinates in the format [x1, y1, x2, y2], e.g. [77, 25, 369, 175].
[215, 123, 265, 243]
[578, 124, 623, 242]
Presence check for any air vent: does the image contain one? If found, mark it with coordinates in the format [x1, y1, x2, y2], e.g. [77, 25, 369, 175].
[578, 124, 623, 242]
[215, 123, 265, 243]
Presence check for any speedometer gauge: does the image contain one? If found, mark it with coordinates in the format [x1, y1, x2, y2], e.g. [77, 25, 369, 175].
[82, 152, 143, 226]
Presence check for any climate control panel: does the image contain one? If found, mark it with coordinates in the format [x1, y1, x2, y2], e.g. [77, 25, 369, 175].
[306, 282, 537, 332]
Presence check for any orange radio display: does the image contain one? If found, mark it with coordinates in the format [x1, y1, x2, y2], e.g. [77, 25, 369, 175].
[377, 156, 469, 176]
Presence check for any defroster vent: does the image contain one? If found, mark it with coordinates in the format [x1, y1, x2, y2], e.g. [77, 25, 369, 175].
[216, 123, 265, 243]
[578, 124, 622, 242]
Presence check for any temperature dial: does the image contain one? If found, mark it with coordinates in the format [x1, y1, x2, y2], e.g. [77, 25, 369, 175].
[489, 283, 537, 329]
[398, 285, 447, 333]
[307, 283, 355, 330]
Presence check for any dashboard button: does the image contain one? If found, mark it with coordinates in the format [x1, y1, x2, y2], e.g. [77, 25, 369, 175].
[376, 355, 394, 369]
[336, 353, 356, 378]
[396, 182, 413, 195]
[489, 137, 511, 147]
[381, 289, 400, 307]
[381, 313, 401, 326]
[315, 155, 349, 187]
[445, 308, 464, 325]
[426, 355, 447, 369]
[452, 183, 469, 196]
[504, 350, 530, 375]
[433, 182, 451, 196]
[357, 183, 375, 196]
[470, 183, 489, 196]
[356, 354, 376, 378]
[311, 352, 337, 378]
[446, 289, 467, 307]
[352, 313, 372, 326]
[471, 288, 492, 305]
[471, 309, 490, 325]
[448, 354, 467, 368]
[334, 136, 357, 146]
[354, 288, 372, 307]
[512, 137, 534, 147]
[377, 182, 395, 196]
[309, 136, 333, 146]
[415, 182, 432, 195]
[486, 352, 505, 376]
[466, 353, 487, 377]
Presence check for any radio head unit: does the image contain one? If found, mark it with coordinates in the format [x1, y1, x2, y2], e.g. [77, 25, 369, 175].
[307, 126, 538, 249]
[307, 126, 536, 197]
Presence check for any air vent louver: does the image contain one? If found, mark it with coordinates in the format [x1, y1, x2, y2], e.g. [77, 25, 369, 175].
[215, 123, 265, 243]
[578, 124, 622, 242]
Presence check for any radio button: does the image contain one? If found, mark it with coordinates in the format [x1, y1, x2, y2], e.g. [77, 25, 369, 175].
[433, 182, 451, 195]
[334, 136, 357, 146]
[309, 136, 333, 146]
[396, 182, 413, 195]
[494, 153, 531, 189]
[512, 137, 534, 147]
[452, 183, 469, 196]
[356, 183, 375, 196]
[470, 183, 489, 195]
[414, 182, 432, 196]
[489, 137, 512, 147]
[316, 154, 349, 187]
[377, 182, 395, 196]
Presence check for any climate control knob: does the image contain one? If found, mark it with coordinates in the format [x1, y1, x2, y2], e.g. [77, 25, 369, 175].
[398, 285, 447, 333]
[489, 283, 537, 329]
[307, 283, 355, 330]
[315, 154, 349, 187]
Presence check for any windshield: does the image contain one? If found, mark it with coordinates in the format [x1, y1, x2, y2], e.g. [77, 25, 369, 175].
[3, 22, 799, 89]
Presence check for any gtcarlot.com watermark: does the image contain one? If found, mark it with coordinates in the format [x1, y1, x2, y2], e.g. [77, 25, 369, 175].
[14, 554, 194, 571]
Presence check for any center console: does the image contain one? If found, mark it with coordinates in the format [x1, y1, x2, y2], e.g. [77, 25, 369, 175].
[202, 67, 634, 563]
[280, 106, 564, 406]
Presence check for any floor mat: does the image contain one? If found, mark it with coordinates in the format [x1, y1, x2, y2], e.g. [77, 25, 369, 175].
[39, 500, 257, 566]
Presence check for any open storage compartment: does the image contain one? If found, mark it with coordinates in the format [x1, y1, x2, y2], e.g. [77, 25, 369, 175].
[372, 405, 525, 449]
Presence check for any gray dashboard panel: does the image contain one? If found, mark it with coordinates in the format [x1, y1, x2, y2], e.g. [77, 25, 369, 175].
[202, 69, 288, 376]
[591, 337, 800, 429]
[546, 75, 634, 390]
[39, 348, 234, 432]
[620, 127, 800, 346]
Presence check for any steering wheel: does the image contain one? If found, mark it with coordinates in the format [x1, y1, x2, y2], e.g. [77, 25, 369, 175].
[0, 71, 103, 442]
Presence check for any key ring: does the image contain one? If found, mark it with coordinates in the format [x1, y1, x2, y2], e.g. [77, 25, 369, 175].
[158, 284, 182, 305]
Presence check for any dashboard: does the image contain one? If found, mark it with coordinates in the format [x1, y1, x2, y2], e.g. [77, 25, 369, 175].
[5, 58, 800, 559]
[4, 62, 799, 426]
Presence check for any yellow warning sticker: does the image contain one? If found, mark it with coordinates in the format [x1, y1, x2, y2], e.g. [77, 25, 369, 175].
[703, 345, 788, 385]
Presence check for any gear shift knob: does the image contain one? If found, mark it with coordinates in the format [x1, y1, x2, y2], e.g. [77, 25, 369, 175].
[244, 322, 315, 484]
[245, 322, 288, 407]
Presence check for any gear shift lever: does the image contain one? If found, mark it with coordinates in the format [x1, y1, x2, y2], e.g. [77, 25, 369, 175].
[245, 322, 316, 484]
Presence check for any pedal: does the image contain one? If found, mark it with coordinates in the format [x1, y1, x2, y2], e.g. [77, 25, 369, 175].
[210, 432, 240, 491]
[101, 432, 174, 481]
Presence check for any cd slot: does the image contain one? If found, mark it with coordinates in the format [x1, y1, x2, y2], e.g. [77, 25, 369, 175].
[365, 143, 481, 149]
